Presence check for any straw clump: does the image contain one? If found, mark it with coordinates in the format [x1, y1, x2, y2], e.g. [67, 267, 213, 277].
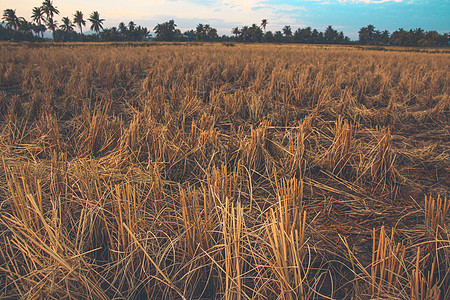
[0, 43, 449, 299]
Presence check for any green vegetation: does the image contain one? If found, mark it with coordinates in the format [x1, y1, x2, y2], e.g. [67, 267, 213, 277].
[1, 1, 448, 45]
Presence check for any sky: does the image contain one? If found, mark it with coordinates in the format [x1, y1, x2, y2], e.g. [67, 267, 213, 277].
[1, 0, 449, 40]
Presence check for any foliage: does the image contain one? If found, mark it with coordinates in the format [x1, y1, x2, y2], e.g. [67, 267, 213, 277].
[2, 9, 20, 30]
[99, 22, 149, 41]
[1, 5, 448, 46]
[60, 17, 74, 32]
[73, 10, 85, 34]
[153, 19, 177, 41]
[359, 24, 449, 46]
[88, 11, 104, 34]
[195, 23, 218, 41]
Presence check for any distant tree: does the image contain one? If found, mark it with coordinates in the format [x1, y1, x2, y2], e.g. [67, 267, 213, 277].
[99, 27, 120, 41]
[88, 11, 104, 34]
[18, 19, 34, 35]
[390, 28, 406, 45]
[118, 22, 127, 35]
[128, 21, 135, 32]
[42, 0, 59, 19]
[421, 30, 447, 46]
[274, 30, 284, 42]
[46, 17, 57, 35]
[153, 19, 177, 41]
[282, 25, 292, 37]
[380, 30, 390, 45]
[207, 26, 218, 41]
[183, 29, 195, 38]
[41, 0, 59, 37]
[249, 23, 263, 42]
[60, 17, 74, 32]
[73, 11, 85, 34]
[324, 25, 338, 43]
[196, 23, 205, 40]
[136, 25, 149, 40]
[358, 24, 376, 45]
[33, 23, 46, 37]
[263, 30, 273, 42]
[31, 6, 45, 24]
[261, 19, 268, 33]
[31, 7, 45, 37]
[2, 9, 20, 30]
[240, 26, 250, 42]
[194, 23, 217, 41]
[294, 27, 312, 43]
[232, 26, 240, 39]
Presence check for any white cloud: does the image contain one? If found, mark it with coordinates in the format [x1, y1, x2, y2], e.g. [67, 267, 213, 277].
[220, 0, 266, 11]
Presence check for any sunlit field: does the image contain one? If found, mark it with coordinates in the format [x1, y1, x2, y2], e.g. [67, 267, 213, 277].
[0, 42, 448, 299]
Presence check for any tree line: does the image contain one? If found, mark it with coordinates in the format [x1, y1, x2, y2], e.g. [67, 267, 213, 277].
[359, 25, 448, 47]
[1, 1, 448, 46]
[1, 1, 104, 42]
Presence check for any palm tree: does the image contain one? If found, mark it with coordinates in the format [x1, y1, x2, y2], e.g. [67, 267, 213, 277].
[128, 21, 135, 32]
[118, 22, 127, 33]
[249, 23, 263, 42]
[42, 0, 59, 36]
[241, 26, 250, 42]
[60, 17, 74, 32]
[261, 19, 268, 33]
[18, 19, 33, 35]
[282, 25, 292, 37]
[73, 11, 85, 34]
[2, 9, 20, 30]
[88, 11, 104, 34]
[46, 17, 57, 35]
[33, 23, 46, 37]
[31, 6, 45, 37]
[31, 6, 45, 24]
[46, 18, 56, 35]
[153, 20, 176, 41]
[41, 0, 59, 20]
[196, 23, 205, 40]
[232, 27, 240, 39]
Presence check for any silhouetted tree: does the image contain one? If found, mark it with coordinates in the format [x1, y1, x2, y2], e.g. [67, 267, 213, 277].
[324, 25, 339, 43]
[88, 11, 104, 34]
[31, 6, 45, 37]
[359, 24, 376, 44]
[73, 11, 85, 34]
[154, 19, 176, 41]
[2, 9, 20, 30]
[261, 19, 268, 33]
[42, 0, 59, 36]
[46, 17, 57, 35]
[33, 23, 46, 37]
[249, 23, 263, 42]
[232, 27, 240, 39]
[128, 21, 135, 32]
[60, 17, 74, 32]
[282, 25, 292, 38]
[18, 19, 34, 35]
[118, 22, 127, 35]
[274, 30, 284, 42]
[263, 30, 274, 42]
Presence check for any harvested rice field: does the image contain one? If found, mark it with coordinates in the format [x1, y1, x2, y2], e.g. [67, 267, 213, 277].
[0, 42, 449, 299]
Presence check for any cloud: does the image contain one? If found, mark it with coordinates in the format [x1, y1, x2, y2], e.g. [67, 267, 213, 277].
[220, 0, 266, 11]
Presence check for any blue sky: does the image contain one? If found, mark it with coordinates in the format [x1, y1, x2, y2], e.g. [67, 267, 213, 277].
[2, 0, 449, 39]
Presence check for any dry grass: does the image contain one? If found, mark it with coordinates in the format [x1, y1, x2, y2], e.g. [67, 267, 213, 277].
[0, 42, 449, 299]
